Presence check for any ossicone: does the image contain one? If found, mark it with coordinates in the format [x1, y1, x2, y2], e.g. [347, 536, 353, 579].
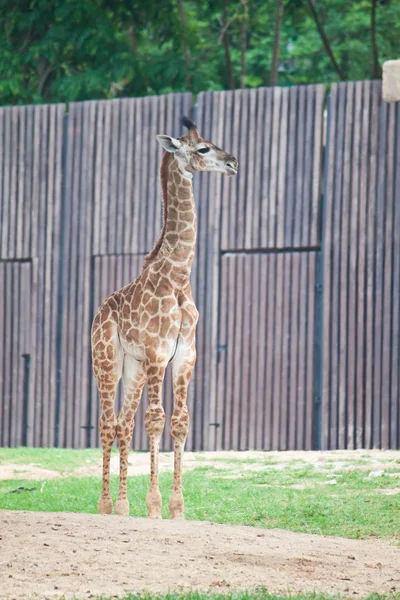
[182, 116, 197, 131]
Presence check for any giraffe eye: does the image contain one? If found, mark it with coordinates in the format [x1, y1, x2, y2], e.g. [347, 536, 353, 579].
[197, 147, 210, 154]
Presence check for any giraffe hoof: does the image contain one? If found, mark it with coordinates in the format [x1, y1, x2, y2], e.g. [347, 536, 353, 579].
[98, 498, 113, 514]
[169, 493, 184, 519]
[146, 490, 162, 518]
[114, 499, 130, 516]
[170, 511, 184, 520]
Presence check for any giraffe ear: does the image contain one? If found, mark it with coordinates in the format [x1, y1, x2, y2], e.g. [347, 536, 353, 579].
[156, 135, 182, 153]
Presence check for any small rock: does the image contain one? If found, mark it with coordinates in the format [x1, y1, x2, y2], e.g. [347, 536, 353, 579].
[368, 470, 384, 478]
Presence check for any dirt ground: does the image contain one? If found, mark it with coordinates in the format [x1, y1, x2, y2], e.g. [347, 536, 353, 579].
[1, 451, 400, 599]
[1, 510, 400, 599]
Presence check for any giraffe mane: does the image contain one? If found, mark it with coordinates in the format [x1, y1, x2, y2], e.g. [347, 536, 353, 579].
[142, 151, 171, 269]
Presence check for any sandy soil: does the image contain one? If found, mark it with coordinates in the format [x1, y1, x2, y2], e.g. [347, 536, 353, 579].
[1, 510, 399, 599]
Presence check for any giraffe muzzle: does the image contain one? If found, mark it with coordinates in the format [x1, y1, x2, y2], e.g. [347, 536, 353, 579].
[226, 158, 238, 176]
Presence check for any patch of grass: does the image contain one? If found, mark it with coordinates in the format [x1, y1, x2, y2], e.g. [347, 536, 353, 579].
[0, 447, 104, 473]
[1, 461, 399, 539]
[93, 592, 400, 600]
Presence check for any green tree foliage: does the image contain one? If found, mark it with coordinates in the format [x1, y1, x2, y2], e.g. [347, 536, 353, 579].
[0, 0, 399, 105]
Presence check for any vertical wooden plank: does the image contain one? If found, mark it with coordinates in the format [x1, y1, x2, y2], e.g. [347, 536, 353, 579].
[254, 255, 267, 449]
[238, 254, 252, 449]
[216, 255, 229, 450]
[205, 92, 225, 451]
[355, 82, 370, 448]
[10, 262, 20, 445]
[321, 84, 337, 449]
[116, 100, 127, 253]
[279, 253, 291, 449]
[92, 101, 102, 257]
[347, 82, 362, 449]
[390, 104, 400, 448]
[268, 88, 281, 247]
[236, 92, 248, 250]
[305, 253, 316, 450]
[276, 89, 288, 249]
[262, 254, 273, 449]
[310, 85, 325, 246]
[285, 87, 298, 248]
[8, 109, 18, 257]
[295, 253, 307, 449]
[229, 92, 241, 249]
[330, 84, 346, 449]
[132, 99, 142, 254]
[0, 109, 4, 253]
[123, 100, 135, 255]
[222, 255, 236, 449]
[381, 101, 395, 449]
[1, 108, 11, 257]
[248, 254, 261, 449]
[373, 87, 387, 449]
[365, 82, 380, 448]
[338, 82, 353, 448]
[23, 106, 33, 259]
[100, 101, 111, 256]
[3, 263, 12, 444]
[260, 89, 273, 248]
[272, 253, 284, 449]
[147, 96, 158, 254]
[302, 86, 314, 247]
[193, 92, 211, 449]
[293, 86, 306, 249]
[34, 105, 48, 446]
[0, 264, 5, 445]
[16, 108, 26, 257]
[288, 252, 299, 450]
[76, 101, 92, 448]
[42, 104, 56, 447]
[244, 90, 257, 249]
[58, 106, 74, 448]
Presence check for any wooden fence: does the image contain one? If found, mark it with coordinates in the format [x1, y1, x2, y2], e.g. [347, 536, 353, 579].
[0, 81, 399, 450]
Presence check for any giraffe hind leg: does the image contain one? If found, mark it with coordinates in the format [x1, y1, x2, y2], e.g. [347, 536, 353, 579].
[92, 320, 123, 515]
[114, 354, 146, 516]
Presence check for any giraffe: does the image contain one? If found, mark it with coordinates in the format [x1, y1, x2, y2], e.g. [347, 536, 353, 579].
[91, 116, 238, 519]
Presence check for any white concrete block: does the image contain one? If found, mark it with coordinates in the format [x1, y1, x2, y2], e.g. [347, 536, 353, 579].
[382, 60, 400, 102]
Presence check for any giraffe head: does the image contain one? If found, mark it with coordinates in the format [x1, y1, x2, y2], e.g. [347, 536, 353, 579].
[156, 116, 238, 177]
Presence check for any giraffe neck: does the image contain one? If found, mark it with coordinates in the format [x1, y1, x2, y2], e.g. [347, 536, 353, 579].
[143, 153, 197, 286]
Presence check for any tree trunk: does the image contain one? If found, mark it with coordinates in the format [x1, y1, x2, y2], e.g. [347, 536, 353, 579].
[240, 0, 248, 88]
[222, 0, 235, 90]
[270, 0, 284, 87]
[306, 0, 345, 81]
[177, 0, 192, 90]
[371, 0, 380, 79]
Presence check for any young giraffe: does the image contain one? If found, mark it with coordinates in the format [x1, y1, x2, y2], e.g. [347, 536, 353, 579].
[91, 116, 238, 519]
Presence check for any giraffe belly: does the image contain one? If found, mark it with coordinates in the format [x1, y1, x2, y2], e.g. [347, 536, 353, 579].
[118, 316, 182, 364]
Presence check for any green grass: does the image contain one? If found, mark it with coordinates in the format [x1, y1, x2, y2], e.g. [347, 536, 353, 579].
[0, 447, 103, 473]
[1, 450, 399, 539]
[90, 593, 400, 600]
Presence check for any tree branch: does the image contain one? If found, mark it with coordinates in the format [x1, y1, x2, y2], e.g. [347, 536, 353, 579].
[306, 0, 345, 81]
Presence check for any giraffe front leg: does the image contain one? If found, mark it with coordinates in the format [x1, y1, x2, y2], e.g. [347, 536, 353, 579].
[169, 341, 196, 520]
[144, 365, 166, 518]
